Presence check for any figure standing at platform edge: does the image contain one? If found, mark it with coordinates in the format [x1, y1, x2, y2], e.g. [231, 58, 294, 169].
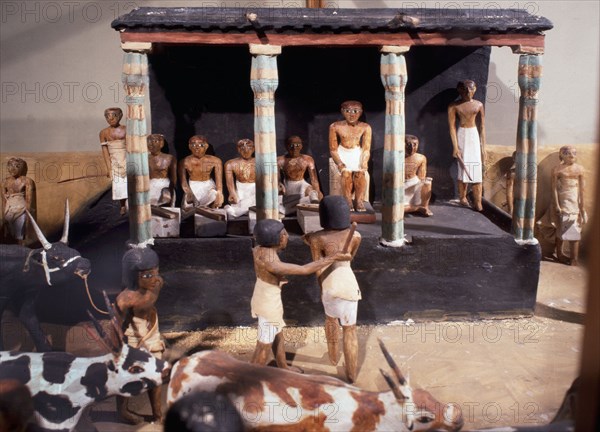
[115, 247, 166, 424]
[250, 219, 350, 371]
[2, 157, 35, 245]
[448, 80, 486, 211]
[329, 101, 372, 212]
[304, 196, 362, 383]
[550, 145, 587, 266]
[99, 107, 128, 215]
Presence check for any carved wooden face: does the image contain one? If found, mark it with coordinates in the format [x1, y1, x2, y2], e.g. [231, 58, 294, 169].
[147, 135, 165, 155]
[237, 140, 255, 160]
[458, 81, 476, 100]
[189, 138, 209, 157]
[405, 136, 419, 156]
[104, 109, 123, 127]
[341, 103, 363, 125]
[7, 158, 26, 177]
[286, 137, 303, 158]
[559, 146, 577, 164]
[137, 267, 163, 293]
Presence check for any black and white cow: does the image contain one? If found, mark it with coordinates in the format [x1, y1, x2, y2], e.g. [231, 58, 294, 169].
[0, 201, 91, 351]
[0, 295, 170, 432]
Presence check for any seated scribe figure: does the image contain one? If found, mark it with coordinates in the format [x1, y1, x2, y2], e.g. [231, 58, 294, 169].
[329, 100, 372, 212]
[224, 139, 256, 219]
[147, 134, 177, 207]
[251, 219, 349, 370]
[179, 135, 224, 211]
[2, 157, 35, 245]
[404, 135, 433, 216]
[278, 135, 322, 215]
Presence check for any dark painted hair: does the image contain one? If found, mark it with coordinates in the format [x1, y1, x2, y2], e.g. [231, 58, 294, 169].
[164, 391, 243, 432]
[254, 219, 285, 247]
[121, 247, 160, 290]
[319, 195, 351, 230]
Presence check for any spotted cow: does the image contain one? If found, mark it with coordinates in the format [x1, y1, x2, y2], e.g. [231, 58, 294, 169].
[0, 295, 170, 432]
[167, 340, 463, 431]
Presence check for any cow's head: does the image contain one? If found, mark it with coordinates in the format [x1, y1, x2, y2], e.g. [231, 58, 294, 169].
[378, 339, 464, 431]
[87, 292, 170, 399]
[26, 200, 91, 285]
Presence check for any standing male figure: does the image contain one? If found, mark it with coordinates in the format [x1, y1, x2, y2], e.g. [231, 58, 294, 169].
[448, 80, 486, 211]
[224, 139, 256, 218]
[2, 157, 35, 245]
[404, 135, 433, 216]
[179, 135, 224, 210]
[115, 247, 166, 424]
[303, 196, 362, 383]
[251, 219, 349, 371]
[329, 101, 372, 212]
[551, 145, 587, 265]
[278, 135, 322, 215]
[147, 134, 177, 207]
[99, 107, 128, 215]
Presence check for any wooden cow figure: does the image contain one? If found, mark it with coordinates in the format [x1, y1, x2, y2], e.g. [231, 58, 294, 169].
[168, 339, 463, 431]
[0, 201, 91, 351]
[0, 294, 170, 432]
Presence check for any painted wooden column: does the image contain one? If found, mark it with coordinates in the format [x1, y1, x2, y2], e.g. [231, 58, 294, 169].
[512, 54, 542, 243]
[121, 42, 152, 246]
[249, 44, 281, 221]
[380, 46, 409, 246]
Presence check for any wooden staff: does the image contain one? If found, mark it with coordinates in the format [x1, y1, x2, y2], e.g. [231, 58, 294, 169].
[57, 174, 107, 184]
[343, 222, 357, 253]
[150, 206, 178, 219]
[456, 154, 473, 182]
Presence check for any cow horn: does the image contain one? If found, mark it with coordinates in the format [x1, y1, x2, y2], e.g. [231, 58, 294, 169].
[377, 338, 407, 385]
[26, 210, 51, 250]
[60, 199, 70, 244]
[380, 368, 406, 400]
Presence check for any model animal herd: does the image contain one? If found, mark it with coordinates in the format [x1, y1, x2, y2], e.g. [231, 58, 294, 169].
[0, 201, 91, 351]
[0, 296, 170, 431]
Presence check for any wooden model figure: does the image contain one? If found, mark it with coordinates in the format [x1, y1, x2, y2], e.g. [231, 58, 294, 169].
[147, 134, 177, 207]
[329, 101, 372, 212]
[2, 157, 35, 245]
[303, 196, 362, 383]
[115, 247, 166, 424]
[278, 135, 322, 215]
[551, 145, 587, 265]
[448, 80, 486, 211]
[251, 219, 349, 371]
[404, 135, 433, 216]
[99, 107, 128, 215]
[224, 138, 256, 218]
[179, 135, 224, 211]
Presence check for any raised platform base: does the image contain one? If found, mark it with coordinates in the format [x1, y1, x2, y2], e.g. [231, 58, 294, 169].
[153, 201, 541, 332]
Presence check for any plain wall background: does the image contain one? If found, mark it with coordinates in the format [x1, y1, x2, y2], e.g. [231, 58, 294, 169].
[1, 0, 598, 153]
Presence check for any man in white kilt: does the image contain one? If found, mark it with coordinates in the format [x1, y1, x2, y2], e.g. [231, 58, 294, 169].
[448, 80, 486, 211]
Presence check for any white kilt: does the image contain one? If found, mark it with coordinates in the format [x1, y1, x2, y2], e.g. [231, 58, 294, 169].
[457, 127, 482, 183]
[189, 179, 217, 207]
[149, 178, 171, 206]
[338, 146, 362, 172]
[225, 181, 256, 218]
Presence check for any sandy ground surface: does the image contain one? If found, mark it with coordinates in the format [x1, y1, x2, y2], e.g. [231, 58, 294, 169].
[3, 260, 586, 431]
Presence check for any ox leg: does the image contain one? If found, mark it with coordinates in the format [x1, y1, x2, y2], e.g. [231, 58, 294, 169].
[342, 325, 358, 383]
[18, 296, 51, 352]
[251, 341, 272, 366]
[116, 396, 144, 425]
[325, 315, 340, 365]
[148, 386, 163, 423]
